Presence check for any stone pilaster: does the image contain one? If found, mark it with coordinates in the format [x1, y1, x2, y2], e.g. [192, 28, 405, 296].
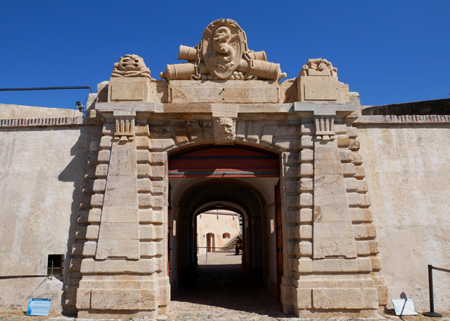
[293, 101, 380, 318]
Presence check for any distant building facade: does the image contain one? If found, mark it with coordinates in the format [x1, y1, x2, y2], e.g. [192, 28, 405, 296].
[0, 18, 449, 319]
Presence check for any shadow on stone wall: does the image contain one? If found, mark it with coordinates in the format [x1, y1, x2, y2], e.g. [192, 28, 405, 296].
[57, 123, 97, 316]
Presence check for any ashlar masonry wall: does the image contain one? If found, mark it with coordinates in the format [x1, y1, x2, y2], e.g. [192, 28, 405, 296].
[0, 106, 92, 313]
[356, 117, 450, 312]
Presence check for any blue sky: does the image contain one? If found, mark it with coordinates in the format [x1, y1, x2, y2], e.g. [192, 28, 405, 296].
[0, 1, 449, 110]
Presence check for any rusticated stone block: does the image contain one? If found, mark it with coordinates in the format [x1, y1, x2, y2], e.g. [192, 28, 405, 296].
[312, 288, 378, 309]
[341, 163, 356, 176]
[377, 285, 388, 305]
[300, 193, 313, 207]
[93, 179, 107, 192]
[97, 150, 111, 163]
[349, 139, 360, 151]
[86, 225, 100, 240]
[95, 164, 109, 178]
[137, 179, 151, 192]
[151, 165, 166, 178]
[299, 208, 313, 223]
[354, 166, 366, 178]
[357, 241, 371, 256]
[296, 241, 312, 256]
[352, 152, 363, 165]
[300, 178, 313, 192]
[347, 192, 361, 206]
[76, 288, 91, 309]
[339, 150, 353, 162]
[344, 177, 358, 191]
[300, 148, 314, 162]
[91, 289, 141, 310]
[371, 257, 382, 271]
[312, 257, 372, 272]
[88, 208, 102, 223]
[137, 164, 151, 177]
[82, 241, 97, 257]
[296, 258, 313, 273]
[139, 209, 163, 224]
[99, 136, 113, 149]
[140, 242, 158, 257]
[357, 180, 368, 192]
[273, 136, 299, 150]
[150, 138, 175, 151]
[90, 194, 104, 207]
[353, 224, 368, 239]
[368, 240, 379, 254]
[80, 258, 157, 274]
[151, 195, 165, 209]
[158, 285, 171, 307]
[150, 152, 166, 164]
[140, 224, 164, 240]
[299, 224, 313, 239]
[337, 135, 350, 147]
[141, 289, 157, 310]
[297, 288, 312, 308]
[150, 180, 165, 195]
[366, 225, 376, 238]
[137, 150, 151, 163]
[138, 194, 152, 208]
[347, 126, 358, 138]
[350, 208, 373, 223]
[300, 135, 314, 148]
[360, 193, 371, 207]
[136, 136, 150, 149]
[299, 163, 314, 176]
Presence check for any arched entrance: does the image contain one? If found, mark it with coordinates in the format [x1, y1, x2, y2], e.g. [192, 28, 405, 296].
[167, 145, 282, 300]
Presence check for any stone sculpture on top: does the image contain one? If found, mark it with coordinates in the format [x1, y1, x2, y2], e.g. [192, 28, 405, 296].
[111, 54, 151, 79]
[160, 19, 286, 81]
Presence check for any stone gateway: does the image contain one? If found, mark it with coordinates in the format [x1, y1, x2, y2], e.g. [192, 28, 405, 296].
[0, 19, 449, 319]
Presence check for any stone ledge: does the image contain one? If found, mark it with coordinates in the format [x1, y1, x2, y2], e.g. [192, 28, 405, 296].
[354, 114, 450, 124]
[0, 116, 89, 128]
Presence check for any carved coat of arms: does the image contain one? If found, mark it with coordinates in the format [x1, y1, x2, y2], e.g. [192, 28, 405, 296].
[201, 20, 245, 79]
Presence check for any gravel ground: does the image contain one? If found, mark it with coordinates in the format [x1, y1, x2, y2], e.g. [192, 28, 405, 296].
[1, 253, 449, 321]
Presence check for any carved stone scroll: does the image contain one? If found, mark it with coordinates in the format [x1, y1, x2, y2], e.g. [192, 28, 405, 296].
[161, 19, 286, 81]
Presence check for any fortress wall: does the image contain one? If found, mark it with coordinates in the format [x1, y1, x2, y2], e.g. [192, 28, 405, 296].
[357, 124, 450, 312]
[0, 123, 92, 312]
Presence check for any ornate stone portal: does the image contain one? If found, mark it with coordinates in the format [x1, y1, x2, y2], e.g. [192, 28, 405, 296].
[71, 18, 387, 319]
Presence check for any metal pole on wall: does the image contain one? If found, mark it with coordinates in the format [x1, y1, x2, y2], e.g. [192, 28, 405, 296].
[423, 265, 442, 318]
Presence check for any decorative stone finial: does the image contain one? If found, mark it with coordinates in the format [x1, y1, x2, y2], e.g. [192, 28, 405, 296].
[161, 19, 286, 81]
[300, 58, 337, 77]
[111, 54, 151, 78]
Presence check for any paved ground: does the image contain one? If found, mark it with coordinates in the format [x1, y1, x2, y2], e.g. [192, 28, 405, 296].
[1, 253, 449, 320]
